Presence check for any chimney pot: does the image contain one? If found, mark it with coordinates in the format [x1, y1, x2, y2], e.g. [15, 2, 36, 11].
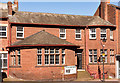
[7, 1, 12, 16]
[14, 0, 18, 11]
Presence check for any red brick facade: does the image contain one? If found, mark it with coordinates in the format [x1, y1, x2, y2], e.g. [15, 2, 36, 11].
[0, 0, 118, 81]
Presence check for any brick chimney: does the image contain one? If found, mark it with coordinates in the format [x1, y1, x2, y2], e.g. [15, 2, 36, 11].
[100, 0, 110, 21]
[7, 1, 12, 16]
[14, 0, 18, 11]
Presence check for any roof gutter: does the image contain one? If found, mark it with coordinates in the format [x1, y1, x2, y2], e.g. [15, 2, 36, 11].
[6, 44, 80, 48]
[10, 22, 86, 27]
[87, 25, 116, 27]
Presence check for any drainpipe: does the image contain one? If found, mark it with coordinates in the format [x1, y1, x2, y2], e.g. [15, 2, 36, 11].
[85, 26, 88, 70]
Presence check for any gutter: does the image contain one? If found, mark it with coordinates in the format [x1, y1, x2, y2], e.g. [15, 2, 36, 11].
[6, 44, 80, 48]
[10, 22, 116, 28]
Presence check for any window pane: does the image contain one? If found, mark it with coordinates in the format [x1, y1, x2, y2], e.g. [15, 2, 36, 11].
[89, 50, 92, 55]
[37, 55, 42, 65]
[60, 34, 65, 38]
[17, 33, 23, 37]
[62, 55, 65, 64]
[18, 55, 20, 65]
[50, 55, 54, 64]
[55, 49, 59, 54]
[17, 26, 23, 31]
[94, 55, 97, 62]
[50, 48, 54, 54]
[101, 34, 106, 38]
[91, 34, 96, 38]
[76, 34, 81, 38]
[62, 49, 65, 54]
[45, 55, 49, 65]
[91, 28, 96, 33]
[0, 26, 6, 31]
[55, 55, 59, 64]
[94, 50, 97, 55]
[76, 29, 80, 33]
[89, 55, 92, 63]
[3, 54, 7, 58]
[60, 28, 65, 33]
[45, 48, 49, 54]
[37, 49, 42, 54]
[3, 59, 7, 67]
[0, 32, 6, 36]
[18, 50, 20, 55]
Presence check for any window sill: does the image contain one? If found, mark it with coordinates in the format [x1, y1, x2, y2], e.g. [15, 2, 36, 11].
[110, 39, 114, 41]
[35, 65, 67, 67]
[89, 38, 96, 40]
[88, 63, 115, 65]
[0, 36, 7, 38]
[9, 66, 21, 68]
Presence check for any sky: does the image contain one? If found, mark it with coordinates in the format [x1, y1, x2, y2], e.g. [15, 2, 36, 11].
[1, 0, 120, 16]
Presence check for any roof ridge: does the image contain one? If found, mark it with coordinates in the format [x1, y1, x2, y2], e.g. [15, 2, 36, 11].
[16, 11, 94, 17]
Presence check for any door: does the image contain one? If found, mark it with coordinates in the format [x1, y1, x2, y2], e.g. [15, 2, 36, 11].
[77, 53, 82, 69]
[119, 60, 120, 78]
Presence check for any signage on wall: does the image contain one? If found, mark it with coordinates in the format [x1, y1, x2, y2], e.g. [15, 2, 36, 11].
[64, 66, 76, 75]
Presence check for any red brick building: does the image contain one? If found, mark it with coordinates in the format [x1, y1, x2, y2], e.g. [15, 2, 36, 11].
[94, 0, 120, 78]
[0, 0, 118, 80]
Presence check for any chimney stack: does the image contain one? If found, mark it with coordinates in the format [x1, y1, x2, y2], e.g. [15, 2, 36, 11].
[100, 0, 110, 21]
[14, 0, 18, 11]
[7, 1, 12, 16]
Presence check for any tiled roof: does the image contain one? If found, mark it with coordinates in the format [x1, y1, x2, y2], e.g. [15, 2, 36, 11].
[11, 30, 76, 47]
[108, 4, 120, 9]
[8, 11, 114, 26]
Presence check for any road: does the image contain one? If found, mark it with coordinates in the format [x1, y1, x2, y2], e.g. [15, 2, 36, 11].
[2, 81, 119, 83]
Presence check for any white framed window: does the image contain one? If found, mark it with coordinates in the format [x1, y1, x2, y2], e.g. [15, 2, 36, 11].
[110, 49, 114, 63]
[37, 55, 42, 65]
[89, 50, 92, 63]
[55, 55, 59, 64]
[45, 48, 49, 54]
[50, 48, 54, 54]
[50, 55, 54, 64]
[62, 55, 65, 64]
[110, 29, 113, 40]
[62, 49, 65, 54]
[55, 49, 59, 54]
[45, 55, 49, 65]
[59, 28, 66, 39]
[37, 48, 42, 54]
[0, 26, 7, 37]
[16, 26, 24, 38]
[89, 28, 96, 39]
[0, 53, 8, 68]
[17, 50, 20, 65]
[93, 49, 97, 63]
[75, 29, 81, 39]
[101, 28, 106, 39]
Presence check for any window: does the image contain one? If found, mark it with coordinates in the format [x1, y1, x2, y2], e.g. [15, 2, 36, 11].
[60, 28, 66, 39]
[75, 29, 81, 39]
[45, 48, 49, 54]
[62, 55, 65, 64]
[101, 28, 106, 39]
[110, 49, 114, 63]
[17, 50, 20, 65]
[0, 26, 7, 37]
[37, 55, 42, 65]
[11, 55, 16, 66]
[0, 53, 8, 68]
[45, 55, 49, 65]
[55, 55, 59, 64]
[55, 49, 59, 54]
[89, 49, 97, 63]
[62, 49, 65, 54]
[50, 55, 54, 64]
[16, 26, 24, 38]
[89, 50, 92, 63]
[89, 28, 96, 39]
[100, 49, 107, 63]
[110, 29, 113, 39]
[50, 48, 54, 54]
[93, 50, 97, 63]
[37, 48, 42, 54]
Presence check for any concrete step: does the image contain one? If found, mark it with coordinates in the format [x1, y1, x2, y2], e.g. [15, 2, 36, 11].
[75, 71, 93, 81]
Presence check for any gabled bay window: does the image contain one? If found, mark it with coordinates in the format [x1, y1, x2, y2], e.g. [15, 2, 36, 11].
[89, 28, 96, 39]
[16, 26, 24, 38]
[101, 28, 106, 39]
[59, 28, 66, 39]
[0, 26, 7, 37]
